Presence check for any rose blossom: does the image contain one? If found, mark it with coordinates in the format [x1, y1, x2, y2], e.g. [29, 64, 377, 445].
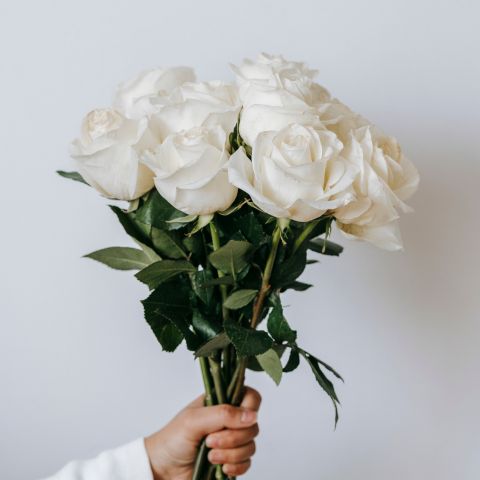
[114, 66, 196, 120]
[231, 53, 331, 146]
[228, 124, 356, 222]
[332, 125, 420, 250]
[70, 108, 156, 200]
[151, 81, 241, 142]
[142, 125, 237, 215]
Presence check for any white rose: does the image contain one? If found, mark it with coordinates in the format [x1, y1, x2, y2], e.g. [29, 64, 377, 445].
[239, 102, 321, 147]
[228, 124, 356, 222]
[232, 52, 317, 103]
[151, 81, 241, 142]
[70, 108, 155, 201]
[232, 54, 331, 146]
[333, 126, 419, 250]
[142, 126, 237, 215]
[114, 67, 196, 119]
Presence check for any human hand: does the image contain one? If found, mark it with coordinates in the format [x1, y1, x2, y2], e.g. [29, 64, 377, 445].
[144, 387, 261, 480]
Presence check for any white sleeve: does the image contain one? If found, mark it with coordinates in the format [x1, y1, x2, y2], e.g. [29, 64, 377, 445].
[41, 438, 154, 480]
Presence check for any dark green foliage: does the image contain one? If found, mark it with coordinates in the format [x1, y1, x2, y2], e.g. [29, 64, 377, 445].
[208, 240, 253, 276]
[57, 170, 89, 185]
[135, 260, 196, 290]
[195, 332, 231, 357]
[191, 311, 220, 342]
[224, 321, 273, 357]
[110, 206, 151, 247]
[224, 289, 258, 310]
[135, 189, 185, 230]
[271, 245, 308, 287]
[296, 346, 342, 426]
[75, 175, 345, 423]
[267, 296, 297, 343]
[141, 278, 193, 352]
[283, 348, 300, 373]
[307, 238, 344, 256]
[84, 247, 151, 271]
[151, 228, 187, 259]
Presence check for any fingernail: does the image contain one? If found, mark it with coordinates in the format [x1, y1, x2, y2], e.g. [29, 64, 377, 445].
[241, 409, 257, 423]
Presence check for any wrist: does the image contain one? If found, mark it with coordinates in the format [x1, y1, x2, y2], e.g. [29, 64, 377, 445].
[144, 434, 172, 480]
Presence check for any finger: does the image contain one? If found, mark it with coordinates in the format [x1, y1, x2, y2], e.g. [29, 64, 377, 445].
[223, 460, 251, 477]
[208, 441, 256, 465]
[240, 387, 262, 412]
[182, 404, 258, 440]
[206, 424, 259, 449]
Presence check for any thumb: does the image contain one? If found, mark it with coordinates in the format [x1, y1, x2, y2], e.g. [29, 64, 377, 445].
[183, 404, 258, 440]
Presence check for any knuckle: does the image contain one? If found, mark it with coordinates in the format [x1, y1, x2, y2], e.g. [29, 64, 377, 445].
[219, 404, 235, 422]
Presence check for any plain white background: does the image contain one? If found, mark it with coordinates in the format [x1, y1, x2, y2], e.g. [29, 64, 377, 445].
[1, 0, 479, 479]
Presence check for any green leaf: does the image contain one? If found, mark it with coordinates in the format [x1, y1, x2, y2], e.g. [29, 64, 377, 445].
[134, 240, 162, 263]
[307, 238, 344, 256]
[190, 214, 214, 234]
[136, 260, 196, 289]
[300, 349, 344, 381]
[191, 269, 215, 306]
[224, 289, 258, 310]
[224, 321, 272, 357]
[166, 214, 198, 225]
[110, 206, 151, 246]
[182, 235, 204, 261]
[208, 240, 253, 275]
[283, 348, 300, 373]
[202, 276, 235, 287]
[256, 349, 283, 385]
[195, 332, 231, 357]
[57, 170, 89, 185]
[84, 247, 151, 271]
[135, 189, 185, 230]
[267, 301, 297, 343]
[298, 349, 341, 426]
[282, 281, 313, 292]
[247, 343, 286, 372]
[271, 246, 307, 287]
[219, 198, 248, 216]
[151, 323, 184, 352]
[141, 280, 192, 352]
[151, 228, 187, 259]
[233, 211, 266, 246]
[192, 311, 220, 342]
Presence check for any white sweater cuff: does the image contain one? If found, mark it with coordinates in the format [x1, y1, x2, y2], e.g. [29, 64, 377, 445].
[43, 438, 154, 480]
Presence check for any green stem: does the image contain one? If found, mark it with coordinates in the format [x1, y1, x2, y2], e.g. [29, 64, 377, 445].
[208, 219, 228, 480]
[208, 357, 226, 404]
[226, 361, 242, 401]
[231, 223, 283, 406]
[199, 357, 215, 406]
[261, 226, 281, 296]
[292, 219, 318, 254]
[192, 358, 216, 480]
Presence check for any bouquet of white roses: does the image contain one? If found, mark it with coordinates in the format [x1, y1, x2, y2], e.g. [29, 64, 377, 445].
[59, 53, 419, 480]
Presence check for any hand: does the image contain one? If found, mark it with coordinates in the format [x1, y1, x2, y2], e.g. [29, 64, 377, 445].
[145, 387, 261, 480]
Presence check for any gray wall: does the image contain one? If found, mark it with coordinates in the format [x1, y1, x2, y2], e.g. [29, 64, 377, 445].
[1, 1, 479, 479]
